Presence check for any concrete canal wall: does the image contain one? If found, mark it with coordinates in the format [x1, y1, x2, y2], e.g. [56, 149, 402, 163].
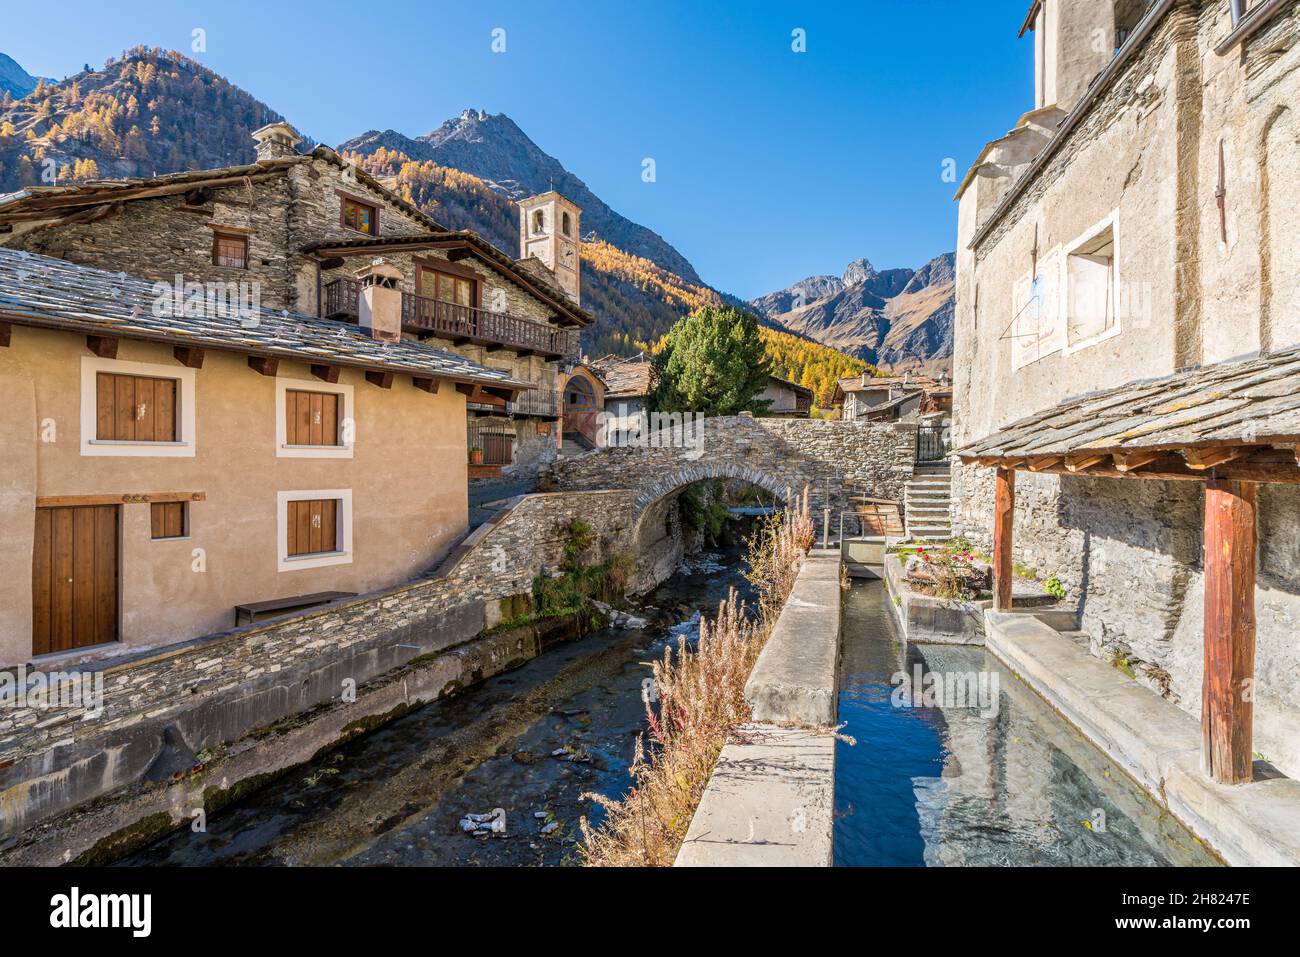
[676, 550, 842, 867]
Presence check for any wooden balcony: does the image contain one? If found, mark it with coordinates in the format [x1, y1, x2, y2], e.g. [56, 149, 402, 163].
[467, 383, 561, 419]
[322, 278, 580, 359]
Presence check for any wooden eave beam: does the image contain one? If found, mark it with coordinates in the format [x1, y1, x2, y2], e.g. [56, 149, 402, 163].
[0, 321, 10, 347]
[412, 377, 439, 394]
[311, 363, 340, 383]
[248, 355, 279, 376]
[86, 335, 118, 359]
[1183, 447, 1248, 471]
[365, 370, 394, 389]
[173, 345, 205, 368]
[0, 171, 283, 221]
[1112, 450, 1164, 473]
[1064, 453, 1109, 473]
[1027, 456, 1063, 472]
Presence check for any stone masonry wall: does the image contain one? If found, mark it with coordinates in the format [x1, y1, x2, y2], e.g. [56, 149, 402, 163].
[0, 490, 633, 841]
[951, 461, 1300, 779]
[544, 416, 917, 520]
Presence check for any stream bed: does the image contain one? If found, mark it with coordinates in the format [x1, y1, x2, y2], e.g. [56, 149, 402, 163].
[122, 548, 755, 867]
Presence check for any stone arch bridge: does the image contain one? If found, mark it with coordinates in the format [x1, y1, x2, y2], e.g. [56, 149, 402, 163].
[543, 415, 920, 528]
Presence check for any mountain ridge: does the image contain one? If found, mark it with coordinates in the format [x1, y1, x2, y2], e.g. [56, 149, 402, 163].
[750, 252, 956, 375]
[341, 111, 701, 284]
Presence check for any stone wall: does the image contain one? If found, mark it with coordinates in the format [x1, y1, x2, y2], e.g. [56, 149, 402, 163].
[544, 416, 918, 520]
[5, 156, 430, 316]
[0, 489, 633, 843]
[951, 462, 1300, 780]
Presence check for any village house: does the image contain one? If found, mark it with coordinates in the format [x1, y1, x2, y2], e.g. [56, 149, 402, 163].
[834, 372, 951, 423]
[584, 353, 812, 445]
[0, 122, 593, 482]
[0, 122, 594, 665]
[951, 0, 1300, 790]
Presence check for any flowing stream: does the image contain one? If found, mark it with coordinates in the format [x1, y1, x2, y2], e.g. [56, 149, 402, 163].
[122, 547, 755, 867]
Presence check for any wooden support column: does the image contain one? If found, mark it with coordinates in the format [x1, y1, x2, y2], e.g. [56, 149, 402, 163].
[993, 467, 1016, 612]
[1202, 478, 1258, 785]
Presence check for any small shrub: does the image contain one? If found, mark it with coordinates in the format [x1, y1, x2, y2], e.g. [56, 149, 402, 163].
[1044, 574, 1067, 601]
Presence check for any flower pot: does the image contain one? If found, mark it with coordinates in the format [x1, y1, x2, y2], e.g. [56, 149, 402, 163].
[469, 449, 484, 465]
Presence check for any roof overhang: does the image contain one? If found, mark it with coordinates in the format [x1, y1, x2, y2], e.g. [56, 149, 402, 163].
[956, 345, 1300, 484]
[1018, 0, 1042, 38]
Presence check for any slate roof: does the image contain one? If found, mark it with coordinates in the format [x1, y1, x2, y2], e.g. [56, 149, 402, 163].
[955, 344, 1300, 461]
[0, 146, 445, 234]
[590, 356, 653, 399]
[0, 248, 531, 389]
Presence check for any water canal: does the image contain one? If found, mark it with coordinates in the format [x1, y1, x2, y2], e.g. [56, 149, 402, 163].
[123, 550, 1219, 867]
[834, 580, 1220, 866]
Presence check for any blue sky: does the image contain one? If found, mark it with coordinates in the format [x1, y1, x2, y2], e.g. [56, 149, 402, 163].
[4, 0, 1033, 299]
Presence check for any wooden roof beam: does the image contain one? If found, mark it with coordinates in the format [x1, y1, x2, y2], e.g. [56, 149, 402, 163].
[173, 346, 204, 368]
[1112, 450, 1164, 473]
[0, 171, 283, 220]
[1027, 456, 1063, 472]
[86, 335, 118, 359]
[1183, 447, 1248, 471]
[1065, 453, 1109, 473]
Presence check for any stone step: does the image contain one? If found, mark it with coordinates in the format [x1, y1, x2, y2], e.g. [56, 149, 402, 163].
[908, 525, 953, 538]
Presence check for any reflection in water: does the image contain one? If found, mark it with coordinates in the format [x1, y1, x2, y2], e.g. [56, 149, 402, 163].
[835, 581, 1219, 867]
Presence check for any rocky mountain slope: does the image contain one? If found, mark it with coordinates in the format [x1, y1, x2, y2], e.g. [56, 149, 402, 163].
[750, 253, 955, 374]
[0, 47, 286, 189]
[341, 111, 701, 284]
[0, 53, 50, 100]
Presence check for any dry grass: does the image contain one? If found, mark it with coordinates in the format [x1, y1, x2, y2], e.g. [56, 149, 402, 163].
[580, 488, 815, 866]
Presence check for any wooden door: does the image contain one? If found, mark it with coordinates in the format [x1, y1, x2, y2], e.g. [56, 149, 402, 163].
[32, 505, 120, 656]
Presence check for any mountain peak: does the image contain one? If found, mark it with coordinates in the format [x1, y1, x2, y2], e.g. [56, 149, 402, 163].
[0, 52, 52, 100]
[841, 258, 876, 287]
[340, 112, 702, 283]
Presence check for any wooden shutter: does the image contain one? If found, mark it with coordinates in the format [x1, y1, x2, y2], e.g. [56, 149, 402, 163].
[32, 505, 119, 655]
[150, 501, 186, 539]
[96, 372, 178, 442]
[286, 499, 339, 557]
[285, 390, 341, 446]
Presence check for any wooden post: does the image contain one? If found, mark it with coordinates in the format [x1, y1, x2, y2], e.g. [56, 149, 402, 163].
[993, 467, 1016, 612]
[1202, 478, 1257, 785]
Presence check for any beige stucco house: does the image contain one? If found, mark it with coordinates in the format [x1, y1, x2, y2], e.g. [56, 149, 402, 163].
[951, 1, 1300, 784]
[0, 123, 593, 665]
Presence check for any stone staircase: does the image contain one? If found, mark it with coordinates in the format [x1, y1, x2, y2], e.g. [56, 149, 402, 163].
[904, 464, 953, 541]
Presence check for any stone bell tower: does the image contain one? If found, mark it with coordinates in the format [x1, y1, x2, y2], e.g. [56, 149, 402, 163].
[519, 191, 582, 306]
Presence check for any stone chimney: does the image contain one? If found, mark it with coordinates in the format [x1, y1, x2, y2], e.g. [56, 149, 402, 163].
[251, 121, 303, 162]
[356, 258, 404, 342]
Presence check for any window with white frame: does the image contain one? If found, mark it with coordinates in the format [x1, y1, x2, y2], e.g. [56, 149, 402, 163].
[80, 356, 197, 457]
[1065, 220, 1119, 349]
[274, 377, 354, 458]
[277, 489, 352, 572]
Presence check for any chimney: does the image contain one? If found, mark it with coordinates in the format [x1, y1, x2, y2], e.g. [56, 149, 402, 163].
[356, 258, 404, 342]
[251, 121, 303, 162]
[860, 371, 869, 388]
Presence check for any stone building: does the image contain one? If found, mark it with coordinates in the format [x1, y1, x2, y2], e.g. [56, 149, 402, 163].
[951, 1, 1300, 781]
[0, 247, 528, 665]
[0, 122, 594, 664]
[0, 122, 593, 481]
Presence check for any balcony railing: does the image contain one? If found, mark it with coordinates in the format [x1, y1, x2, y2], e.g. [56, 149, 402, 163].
[467, 384, 561, 419]
[323, 278, 580, 359]
[322, 277, 358, 319]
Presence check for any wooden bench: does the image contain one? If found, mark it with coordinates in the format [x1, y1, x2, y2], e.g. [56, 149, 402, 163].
[234, 591, 357, 626]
